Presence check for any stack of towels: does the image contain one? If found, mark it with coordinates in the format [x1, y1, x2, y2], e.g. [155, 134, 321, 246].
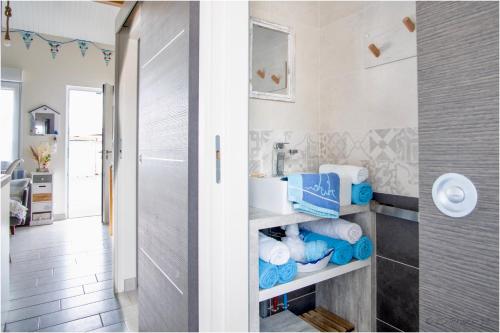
[319, 164, 373, 206]
[258, 220, 373, 289]
[258, 233, 298, 289]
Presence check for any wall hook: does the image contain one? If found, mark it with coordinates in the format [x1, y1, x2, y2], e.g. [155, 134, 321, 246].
[271, 74, 281, 85]
[402, 17, 415, 32]
[256, 69, 266, 79]
[368, 43, 380, 58]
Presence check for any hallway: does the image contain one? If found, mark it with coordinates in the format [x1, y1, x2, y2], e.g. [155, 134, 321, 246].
[4, 217, 137, 332]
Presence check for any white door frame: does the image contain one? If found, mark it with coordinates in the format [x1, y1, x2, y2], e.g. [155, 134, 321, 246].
[65, 85, 103, 220]
[198, 1, 249, 331]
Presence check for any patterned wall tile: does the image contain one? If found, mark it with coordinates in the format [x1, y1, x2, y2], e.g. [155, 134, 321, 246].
[249, 127, 418, 197]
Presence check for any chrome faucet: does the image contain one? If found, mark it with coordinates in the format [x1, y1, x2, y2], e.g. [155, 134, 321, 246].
[272, 142, 287, 177]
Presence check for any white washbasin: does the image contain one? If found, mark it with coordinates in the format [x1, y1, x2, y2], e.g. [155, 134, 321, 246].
[249, 176, 295, 215]
[249, 174, 352, 215]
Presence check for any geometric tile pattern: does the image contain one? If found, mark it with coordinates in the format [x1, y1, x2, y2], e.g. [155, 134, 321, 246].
[250, 127, 418, 197]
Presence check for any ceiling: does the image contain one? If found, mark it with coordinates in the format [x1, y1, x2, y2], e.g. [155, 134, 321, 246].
[2, 1, 120, 46]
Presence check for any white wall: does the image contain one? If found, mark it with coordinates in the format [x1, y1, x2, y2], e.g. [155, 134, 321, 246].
[1, 32, 114, 218]
[249, 1, 320, 131]
[319, 1, 418, 132]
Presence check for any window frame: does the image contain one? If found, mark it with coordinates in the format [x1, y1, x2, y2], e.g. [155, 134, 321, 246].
[1, 80, 22, 163]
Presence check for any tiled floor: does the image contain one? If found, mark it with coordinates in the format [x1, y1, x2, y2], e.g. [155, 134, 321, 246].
[5, 216, 138, 332]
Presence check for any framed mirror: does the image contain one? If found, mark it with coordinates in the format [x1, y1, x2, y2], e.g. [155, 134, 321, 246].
[29, 105, 60, 136]
[250, 18, 295, 102]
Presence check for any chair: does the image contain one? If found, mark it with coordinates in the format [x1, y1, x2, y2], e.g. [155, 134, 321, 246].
[9, 178, 30, 235]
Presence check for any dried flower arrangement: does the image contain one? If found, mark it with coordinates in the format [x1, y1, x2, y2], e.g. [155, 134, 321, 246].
[30, 142, 52, 172]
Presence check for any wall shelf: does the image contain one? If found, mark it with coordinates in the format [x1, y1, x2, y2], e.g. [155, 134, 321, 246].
[250, 204, 370, 230]
[259, 259, 370, 301]
[249, 204, 376, 331]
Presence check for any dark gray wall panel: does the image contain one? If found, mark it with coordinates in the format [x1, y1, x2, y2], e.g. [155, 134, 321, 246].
[138, 1, 199, 331]
[417, 2, 499, 331]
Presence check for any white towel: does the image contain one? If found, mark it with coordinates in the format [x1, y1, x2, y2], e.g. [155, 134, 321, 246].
[281, 236, 306, 262]
[284, 224, 300, 238]
[300, 219, 363, 244]
[319, 164, 369, 185]
[259, 232, 290, 265]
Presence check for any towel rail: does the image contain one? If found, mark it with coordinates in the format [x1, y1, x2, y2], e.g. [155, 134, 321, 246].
[371, 201, 418, 223]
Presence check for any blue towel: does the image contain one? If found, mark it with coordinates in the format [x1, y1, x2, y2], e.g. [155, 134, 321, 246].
[302, 231, 353, 265]
[304, 240, 329, 262]
[287, 173, 340, 218]
[259, 260, 279, 289]
[353, 236, 373, 260]
[277, 259, 298, 284]
[352, 182, 373, 205]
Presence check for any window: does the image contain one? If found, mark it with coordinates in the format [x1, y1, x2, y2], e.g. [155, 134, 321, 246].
[0, 81, 21, 164]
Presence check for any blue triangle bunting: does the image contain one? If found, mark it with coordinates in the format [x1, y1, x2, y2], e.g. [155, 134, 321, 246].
[48, 41, 61, 59]
[102, 49, 112, 66]
[21, 31, 34, 49]
[77, 40, 89, 57]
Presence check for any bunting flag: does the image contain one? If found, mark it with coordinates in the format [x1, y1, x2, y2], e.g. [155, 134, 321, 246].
[48, 41, 61, 59]
[102, 50, 112, 66]
[77, 40, 89, 57]
[21, 31, 34, 49]
[2, 29, 113, 65]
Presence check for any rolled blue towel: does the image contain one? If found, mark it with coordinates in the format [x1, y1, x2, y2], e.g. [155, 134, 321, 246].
[351, 182, 373, 205]
[302, 231, 353, 265]
[259, 260, 279, 289]
[304, 240, 329, 262]
[277, 259, 298, 284]
[353, 236, 373, 260]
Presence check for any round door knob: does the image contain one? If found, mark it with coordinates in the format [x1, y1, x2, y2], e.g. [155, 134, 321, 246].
[445, 186, 465, 203]
[432, 173, 477, 218]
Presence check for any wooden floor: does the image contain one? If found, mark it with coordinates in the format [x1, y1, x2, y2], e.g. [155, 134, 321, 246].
[5, 216, 137, 332]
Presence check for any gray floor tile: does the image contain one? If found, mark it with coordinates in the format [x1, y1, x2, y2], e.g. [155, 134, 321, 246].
[84, 280, 113, 294]
[4, 317, 39, 332]
[6, 300, 60, 323]
[8, 287, 83, 311]
[39, 315, 103, 332]
[10, 268, 53, 280]
[38, 298, 120, 330]
[61, 289, 115, 310]
[9, 275, 97, 300]
[9, 278, 37, 291]
[100, 309, 124, 327]
[10, 257, 76, 275]
[53, 264, 112, 279]
[93, 322, 128, 332]
[95, 271, 112, 282]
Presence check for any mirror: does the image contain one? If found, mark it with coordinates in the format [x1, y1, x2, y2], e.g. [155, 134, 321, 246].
[29, 105, 60, 136]
[250, 18, 295, 102]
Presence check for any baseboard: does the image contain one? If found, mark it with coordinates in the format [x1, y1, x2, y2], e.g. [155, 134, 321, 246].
[124, 277, 137, 292]
[53, 213, 66, 221]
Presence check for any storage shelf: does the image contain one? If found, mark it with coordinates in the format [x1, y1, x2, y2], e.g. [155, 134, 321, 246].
[259, 259, 371, 301]
[260, 310, 318, 332]
[250, 204, 370, 230]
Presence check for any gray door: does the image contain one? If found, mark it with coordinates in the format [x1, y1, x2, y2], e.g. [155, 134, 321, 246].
[417, 2, 499, 331]
[137, 2, 199, 331]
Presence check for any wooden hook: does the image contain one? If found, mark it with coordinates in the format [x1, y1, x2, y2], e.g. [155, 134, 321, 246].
[402, 17, 415, 32]
[368, 43, 380, 58]
[271, 74, 281, 85]
[256, 69, 266, 79]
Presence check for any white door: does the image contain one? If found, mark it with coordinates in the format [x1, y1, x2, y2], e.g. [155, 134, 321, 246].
[102, 84, 114, 226]
[67, 87, 103, 218]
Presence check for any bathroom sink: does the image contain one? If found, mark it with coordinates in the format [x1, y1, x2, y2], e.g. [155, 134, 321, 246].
[249, 176, 295, 215]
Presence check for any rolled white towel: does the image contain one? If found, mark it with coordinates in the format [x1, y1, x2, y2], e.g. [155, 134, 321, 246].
[300, 219, 362, 244]
[259, 232, 290, 265]
[319, 164, 369, 185]
[284, 224, 300, 238]
[281, 236, 306, 262]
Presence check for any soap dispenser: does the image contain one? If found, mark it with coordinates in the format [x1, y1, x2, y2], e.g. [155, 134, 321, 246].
[272, 142, 288, 177]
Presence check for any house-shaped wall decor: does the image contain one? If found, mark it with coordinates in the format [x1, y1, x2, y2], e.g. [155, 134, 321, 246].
[29, 105, 60, 136]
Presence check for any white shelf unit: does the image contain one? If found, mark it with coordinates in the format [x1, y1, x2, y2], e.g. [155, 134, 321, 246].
[249, 205, 376, 332]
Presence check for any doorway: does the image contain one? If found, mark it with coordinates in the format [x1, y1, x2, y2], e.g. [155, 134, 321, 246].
[67, 86, 103, 219]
